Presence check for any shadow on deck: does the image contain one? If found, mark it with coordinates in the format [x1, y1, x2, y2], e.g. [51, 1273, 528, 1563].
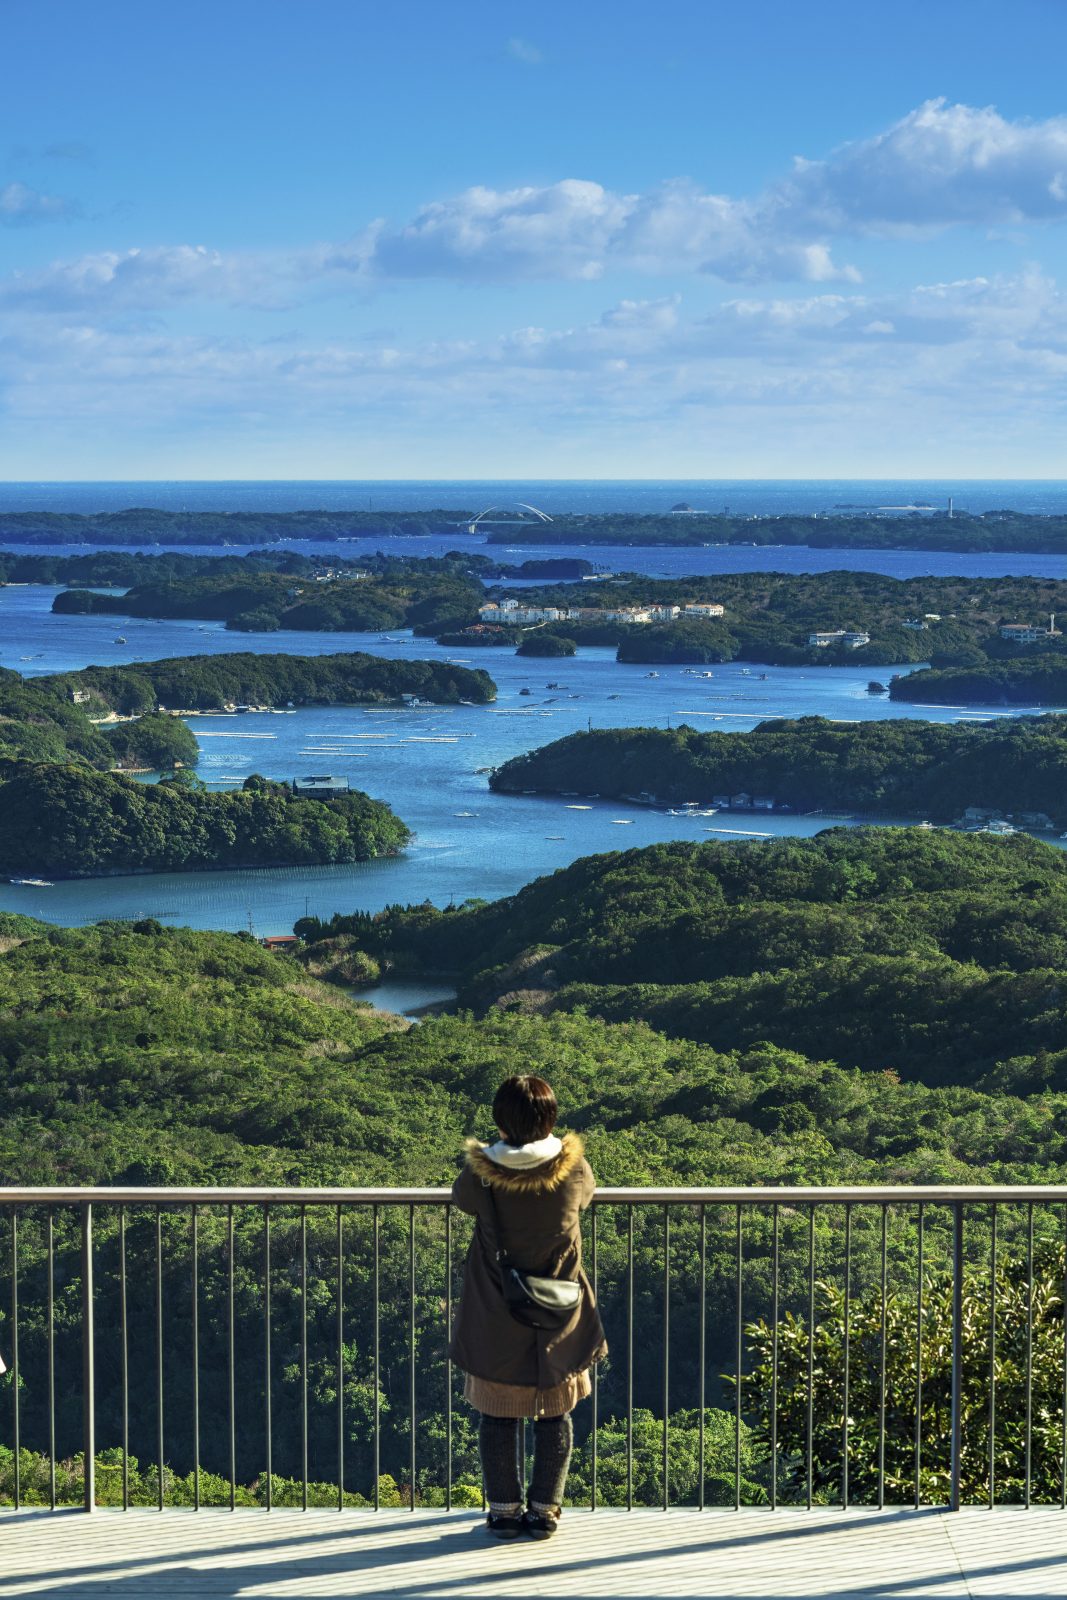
[2, 1506, 1067, 1598]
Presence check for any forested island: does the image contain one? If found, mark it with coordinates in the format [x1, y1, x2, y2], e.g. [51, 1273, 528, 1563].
[484, 570, 1067, 669]
[0, 764, 409, 877]
[47, 561, 1067, 673]
[0, 547, 591, 585]
[488, 716, 1067, 826]
[44, 649, 496, 715]
[891, 656, 1067, 705]
[0, 646, 498, 876]
[4, 504, 1067, 552]
[481, 510, 1067, 553]
[52, 565, 484, 636]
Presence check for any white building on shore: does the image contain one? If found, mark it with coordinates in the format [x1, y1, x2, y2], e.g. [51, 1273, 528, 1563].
[477, 598, 724, 627]
[808, 629, 871, 649]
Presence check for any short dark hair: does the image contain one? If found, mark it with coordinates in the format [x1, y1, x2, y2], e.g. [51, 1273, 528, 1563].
[492, 1075, 558, 1145]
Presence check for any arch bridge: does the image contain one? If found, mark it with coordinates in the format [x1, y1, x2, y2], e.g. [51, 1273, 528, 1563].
[463, 501, 553, 533]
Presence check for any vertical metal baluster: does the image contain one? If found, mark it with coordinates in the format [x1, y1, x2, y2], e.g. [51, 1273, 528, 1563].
[950, 1203, 964, 1513]
[734, 1204, 742, 1512]
[915, 1203, 924, 1510]
[698, 1204, 706, 1513]
[1062, 1202, 1067, 1512]
[47, 1209, 55, 1511]
[301, 1205, 308, 1512]
[337, 1205, 344, 1513]
[156, 1207, 164, 1511]
[662, 1206, 670, 1512]
[878, 1204, 888, 1511]
[409, 1205, 416, 1511]
[119, 1207, 128, 1512]
[192, 1206, 200, 1511]
[843, 1203, 851, 1511]
[264, 1205, 272, 1511]
[1025, 1201, 1034, 1510]
[228, 1205, 235, 1512]
[989, 1205, 997, 1511]
[445, 1205, 452, 1513]
[771, 1203, 779, 1510]
[81, 1202, 95, 1514]
[373, 1204, 380, 1511]
[591, 1206, 598, 1512]
[807, 1206, 815, 1511]
[444, 1203, 454, 1504]
[626, 1204, 634, 1512]
[11, 1210, 18, 1511]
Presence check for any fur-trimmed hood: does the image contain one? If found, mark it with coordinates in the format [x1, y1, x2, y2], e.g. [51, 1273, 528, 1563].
[463, 1131, 585, 1194]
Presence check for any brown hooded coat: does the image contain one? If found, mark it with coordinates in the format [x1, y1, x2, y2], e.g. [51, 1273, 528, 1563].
[448, 1132, 607, 1390]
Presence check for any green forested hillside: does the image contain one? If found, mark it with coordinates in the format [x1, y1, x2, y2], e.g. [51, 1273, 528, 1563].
[2, 866, 1066, 1506]
[8, 914, 1063, 1189]
[298, 828, 1067, 1091]
[489, 717, 1067, 823]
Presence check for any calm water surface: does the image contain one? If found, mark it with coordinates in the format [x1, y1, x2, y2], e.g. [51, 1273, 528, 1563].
[2, 578, 1063, 936]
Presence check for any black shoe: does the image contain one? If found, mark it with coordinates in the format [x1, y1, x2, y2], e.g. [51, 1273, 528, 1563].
[486, 1513, 525, 1539]
[523, 1509, 560, 1540]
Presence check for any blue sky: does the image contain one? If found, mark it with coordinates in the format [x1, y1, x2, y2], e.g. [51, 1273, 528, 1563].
[4, 0, 1067, 478]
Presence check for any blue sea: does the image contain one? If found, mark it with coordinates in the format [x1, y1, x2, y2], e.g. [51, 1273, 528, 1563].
[1, 481, 1064, 941]
[4, 478, 1067, 517]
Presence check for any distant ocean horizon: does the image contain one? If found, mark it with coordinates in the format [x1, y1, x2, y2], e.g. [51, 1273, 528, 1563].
[5, 478, 1067, 516]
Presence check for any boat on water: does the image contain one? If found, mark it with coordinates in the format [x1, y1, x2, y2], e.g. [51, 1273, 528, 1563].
[114, 636, 127, 644]
[610, 819, 633, 825]
[9, 877, 54, 887]
[645, 671, 660, 678]
[454, 811, 477, 818]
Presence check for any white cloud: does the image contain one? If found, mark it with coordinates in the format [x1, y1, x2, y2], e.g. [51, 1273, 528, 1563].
[778, 99, 1067, 231]
[7, 99, 1067, 309]
[359, 100, 1067, 285]
[6, 267, 1065, 436]
[0, 180, 74, 225]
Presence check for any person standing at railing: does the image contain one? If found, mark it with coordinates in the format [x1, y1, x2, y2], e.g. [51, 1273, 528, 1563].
[450, 1073, 607, 1540]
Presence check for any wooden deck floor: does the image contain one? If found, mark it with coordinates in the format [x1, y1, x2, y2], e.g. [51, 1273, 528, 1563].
[1, 1506, 1066, 1598]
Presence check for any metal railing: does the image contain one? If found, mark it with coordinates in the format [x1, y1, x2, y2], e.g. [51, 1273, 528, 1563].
[2, 1184, 1067, 1513]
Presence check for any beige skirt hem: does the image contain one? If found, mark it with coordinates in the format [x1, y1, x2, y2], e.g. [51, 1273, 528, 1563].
[464, 1369, 593, 1419]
